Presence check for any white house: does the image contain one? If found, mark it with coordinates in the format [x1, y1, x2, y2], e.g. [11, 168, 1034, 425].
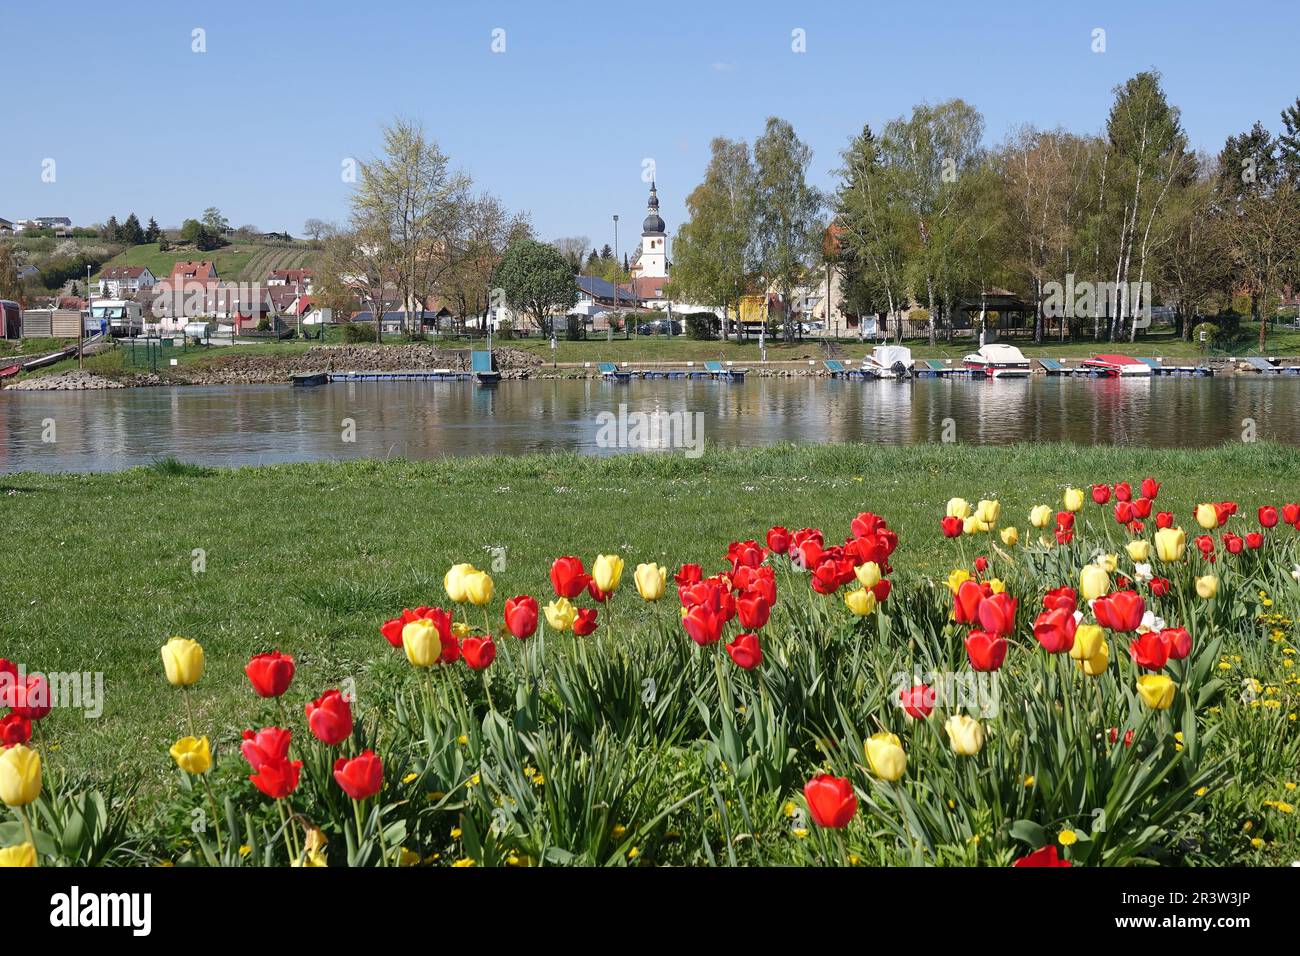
[99, 266, 158, 297]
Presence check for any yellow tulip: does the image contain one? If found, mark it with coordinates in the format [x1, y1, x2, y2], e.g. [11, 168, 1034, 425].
[855, 561, 882, 588]
[1195, 575, 1219, 600]
[987, 578, 1006, 594]
[544, 598, 576, 632]
[962, 515, 980, 535]
[443, 563, 477, 603]
[634, 563, 667, 601]
[1154, 527, 1186, 562]
[1136, 674, 1177, 710]
[160, 637, 205, 687]
[463, 570, 494, 607]
[169, 736, 212, 775]
[944, 715, 985, 756]
[592, 554, 625, 593]
[1069, 624, 1105, 661]
[0, 745, 42, 807]
[946, 569, 971, 593]
[976, 499, 1000, 525]
[1126, 540, 1151, 562]
[865, 731, 907, 781]
[1000, 526, 1019, 547]
[1064, 488, 1084, 512]
[1098, 553, 1118, 573]
[1195, 503, 1218, 530]
[1077, 640, 1110, 676]
[1029, 505, 1053, 528]
[946, 497, 972, 520]
[402, 619, 441, 668]
[0, 843, 36, 867]
[844, 588, 877, 617]
[452, 621, 472, 638]
[1080, 565, 1110, 602]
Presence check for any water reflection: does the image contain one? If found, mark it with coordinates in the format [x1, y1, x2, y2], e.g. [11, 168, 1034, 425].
[1, 376, 1295, 474]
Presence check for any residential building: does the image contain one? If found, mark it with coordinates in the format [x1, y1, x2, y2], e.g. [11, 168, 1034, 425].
[99, 266, 157, 297]
[267, 268, 313, 290]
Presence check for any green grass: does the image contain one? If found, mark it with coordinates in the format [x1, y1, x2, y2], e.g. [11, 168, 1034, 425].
[93, 240, 319, 284]
[4, 440, 1298, 790]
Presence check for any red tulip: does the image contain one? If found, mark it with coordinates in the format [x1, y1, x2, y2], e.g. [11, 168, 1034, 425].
[570, 608, 597, 637]
[1222, 532, 1244, 555]
[766, 526, 792, 555]
[792, 537, 825, 570]
[250, 757, 302, 800]
[1056, 511, 1075, 531]
[810, 557, 846, 595]
[1195, 535, 1215, 558]
[1114, 481, 1132, 502]
[1149, 577, 1171, 597]
[733, 565, 777, 605]
[1246, 532, 1264, 550]
[682, 605, 724, 646]
[736, 590, 771, 630]
[803, 774, 857, 829]
[727, 539, 767, 573]
[1032, 608, 1076, 654]
[0, 713, 32, 746]
[725, 633, 762, 670]
[899, 684, 935, 719]
[1113, 501, 1134, 524]
[1093, 590, 1145, 633]
[504, 595, 539, 640]
[1108, 726, 1135, 747]
[245, 651, 295, 698]
[587, 578, 610, 603]
[550, 556, 589, 598]
[952, 579, 984, 624]
[1091, 484, 1111, 505]
[1162, 626, 1192, 660]
[1129, 632, 1170, 670]
[1055, 527, 1074, 545]
[940, 515, 963, 538]
[1259, 506, 1278, 528]
[241, 726, 292, 770]
[977, 592, 1018, 637]
[1283, 503, 1300, 526]
[1043, 586, 1078, 614]
[1013, 845, 1072, 867]
[974, 556, 988, 573]
[965, 630, 1007, 671]
[462, 635, 497, 669]
[1132, 497, 1153, 519]
[1141, 478, 1160, 500]
[7, 673, 50, 721]
[1155, 511, 1175, 529]
[305, 689, 353, 745]
[675, 563, 703, 586]
[871, 579, 892, 604]
[334, 750, 384, 801]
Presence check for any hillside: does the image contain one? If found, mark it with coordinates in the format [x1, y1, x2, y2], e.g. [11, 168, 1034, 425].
[93, 240, 320, 284]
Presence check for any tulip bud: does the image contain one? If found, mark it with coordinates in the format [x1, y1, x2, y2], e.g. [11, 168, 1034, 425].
[0, 843, 35, 867]
[1063, 488, 1084, 512]
[634, 563, 667, 601]
[1069, 623, 1105, 661]
[169, 736, 212, 775]
[592, 554, 625, 593]
[865, 731, 907, 781]
[976, 499, 1000, 525]
[1000, 526, 1019, 547]
[946, 497, 972, 519]
[444, 563, 477, 603]
[402, 619, 441, 668]
[1154, 527, 1186, 562]
[463, 570, 495, 607]
[1136, 674, 1176, 710]
[946, 569, 972, 594]
[844, 588, 877, 617]
[855, 561, 882, 588]
[1195, 503, 1218, 530]
[544, 597, 577, 632]
[161, 637, 205, 687]
[1030, 505, 1052, 528]
[0, 744, 42, 807]
[944, 715, 985, 756]
[1079, 565, 1110, 601]
[1077, 640, 1110, 676]
[1126, 540, 1151, 562]
[1195, 575, 1219, 599]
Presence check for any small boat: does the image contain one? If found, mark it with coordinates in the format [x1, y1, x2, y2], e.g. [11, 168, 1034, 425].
[291, 372, 328, 387]
[862, 345, 913, 379]
[962, 343, 1031, 378]
[1081, 354, 1152, 377]
[471, 350, 501, 386]
[0, 363, 21, 381]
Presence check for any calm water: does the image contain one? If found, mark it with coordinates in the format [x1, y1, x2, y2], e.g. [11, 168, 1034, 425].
[2, 376, 1298, 473]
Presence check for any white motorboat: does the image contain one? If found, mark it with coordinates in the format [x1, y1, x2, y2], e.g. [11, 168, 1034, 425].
[962, 343, 1032, 378]
[862, 345, 913, 378]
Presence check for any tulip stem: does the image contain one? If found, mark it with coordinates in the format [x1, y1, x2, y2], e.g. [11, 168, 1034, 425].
[18, 805, 35, 851]
[200, 774, 225, 858]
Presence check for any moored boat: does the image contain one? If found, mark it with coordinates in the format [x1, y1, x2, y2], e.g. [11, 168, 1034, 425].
[962, 343, 1031, 378]
[1081, 354, 1152, 377]
[863, 345, 913, 378]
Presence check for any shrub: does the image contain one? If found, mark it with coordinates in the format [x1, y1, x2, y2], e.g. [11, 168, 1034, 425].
[684, 312, 720, 340]
[496, 319, 513, 340]
[342, 322, 378, 344]
[1192, 322, 1220, 350]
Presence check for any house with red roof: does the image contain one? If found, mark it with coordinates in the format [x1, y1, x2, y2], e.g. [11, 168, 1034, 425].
[267, 268, 313, 291]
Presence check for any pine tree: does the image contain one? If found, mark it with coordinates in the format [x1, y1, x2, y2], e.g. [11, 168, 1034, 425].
[145, 217, 161, 243]
[121, 213, 146, 245]
[102, 216, 121, 241]
[1280, 96, 1300, 182]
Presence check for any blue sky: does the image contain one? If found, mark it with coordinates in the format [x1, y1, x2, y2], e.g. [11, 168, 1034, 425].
[4, 0, 1299, 249]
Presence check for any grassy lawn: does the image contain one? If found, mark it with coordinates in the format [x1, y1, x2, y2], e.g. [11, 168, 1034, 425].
[4, 440, 1296, 783]
[93, 241, 319, 284]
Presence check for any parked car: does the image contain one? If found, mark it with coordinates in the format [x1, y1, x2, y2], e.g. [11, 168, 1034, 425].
[636, 319, 683, 336]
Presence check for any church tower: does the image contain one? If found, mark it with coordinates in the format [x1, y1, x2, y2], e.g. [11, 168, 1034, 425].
[637, 181, 667, 279]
